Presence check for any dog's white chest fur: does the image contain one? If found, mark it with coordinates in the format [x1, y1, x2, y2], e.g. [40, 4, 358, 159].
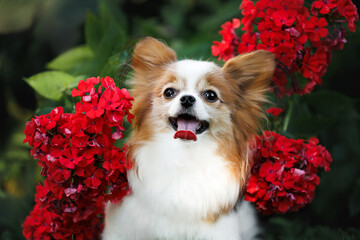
[103, 133, 260, 240]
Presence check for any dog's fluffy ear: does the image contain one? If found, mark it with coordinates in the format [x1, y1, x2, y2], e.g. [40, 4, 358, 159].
[130, 37, 177, 129]
[222, 50, 275, 95]
[132, 37, 177, 77]
[222, 50, 275, 155]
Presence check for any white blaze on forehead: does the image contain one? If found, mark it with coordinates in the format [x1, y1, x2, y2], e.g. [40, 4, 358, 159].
[173, 60, 218, 91]
[167, 59, 219, 120]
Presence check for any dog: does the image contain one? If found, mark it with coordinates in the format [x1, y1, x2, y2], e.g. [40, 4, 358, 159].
[103, 37, 275, 240]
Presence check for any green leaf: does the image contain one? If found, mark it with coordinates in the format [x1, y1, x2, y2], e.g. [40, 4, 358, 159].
[94, 20, 125, 75]
[99, 50, 132, 82]
[24, 71, 76, 100]
[47, 46, 94, 73]
[34, 107, 56, 116]
[349, 178, 360, 217]
[196, 1, 240, 33]
[304, 90, 357, 117]
[82, 0, 128, 77]
[296, 73, 309, 90]
[161, 5, 184, 31]
[98, 0, 127, 32]
[85, 12, 104, 52]
[284, 98, 335, 137]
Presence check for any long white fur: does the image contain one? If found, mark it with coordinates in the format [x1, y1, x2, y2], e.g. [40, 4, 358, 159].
[103, 60, 261, 240]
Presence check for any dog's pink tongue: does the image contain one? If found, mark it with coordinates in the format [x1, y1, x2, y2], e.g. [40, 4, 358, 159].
[174, 119, 199, 141]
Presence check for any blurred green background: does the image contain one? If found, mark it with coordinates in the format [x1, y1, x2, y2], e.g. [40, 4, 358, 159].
[0, 0, 360, 239]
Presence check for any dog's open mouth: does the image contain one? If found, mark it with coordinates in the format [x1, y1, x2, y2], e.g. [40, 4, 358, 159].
[169, 114, 209, 141]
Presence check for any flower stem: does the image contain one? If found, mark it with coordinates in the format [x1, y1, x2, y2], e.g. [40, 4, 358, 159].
[283, 101, 293, 132]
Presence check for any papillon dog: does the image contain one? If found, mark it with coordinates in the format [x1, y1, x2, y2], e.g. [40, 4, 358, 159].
[103, 37, 275, 240]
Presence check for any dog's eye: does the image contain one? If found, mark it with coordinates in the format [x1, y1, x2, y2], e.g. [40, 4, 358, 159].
[164, 88, 177, 99]
[203, 90, 218, 102]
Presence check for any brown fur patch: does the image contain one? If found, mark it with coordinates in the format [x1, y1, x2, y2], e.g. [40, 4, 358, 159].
[201, 51, 275, 222]
[198, 51, 275, 189]
[204, 203, 232, 224]
[153, 72, 186, 99]
[220, 50, 275, 186]
[127, 37, 177, 167]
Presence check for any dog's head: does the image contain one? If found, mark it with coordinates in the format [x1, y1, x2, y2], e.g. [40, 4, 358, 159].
[129, 37, 275, 179]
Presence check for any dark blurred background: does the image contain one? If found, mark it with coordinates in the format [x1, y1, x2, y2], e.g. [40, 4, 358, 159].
[0, 0, 359, 239]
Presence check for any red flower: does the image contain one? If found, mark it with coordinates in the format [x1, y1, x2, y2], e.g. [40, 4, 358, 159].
[50, 135, 68, 157]
[212, 18, 241, 61]
[71, 77, 99, 97]
[35, 184, 50, 202]
[237, 33, 257, 54]
[240, 0, 259, 31]
[338, 0, 359, 32]
[103, 146, 126, 171]
[98, 88, 121, 110]
[220, 18, 241, 42]
[259, 161, 282, 182]
[84, 169, 104, 189]
[212, 0, 357, 96]
[23, 76, 133, 239]
[65, 114, 88, 137]
[301, 48, 329, 84]
[76, 95, 105, 119]
[311, 0, 337, 15]
[71, 135, 90, 148]
[244, 131, 332, 214]
[304, 17, 329, 42]
[258, 18, 281, 33]
[87, 117, 104, 134]
[266, 107, 283, 117]
[256, 32, 276, 52]
[22, 203, 56, 240]
[271, 10, 297, 27]
[275, 46, 297, 67]
[48, 162, 71, 184]
[59, 147, 83, 169]
[274, 134, 297, 153]
[101, 76, 116, 89]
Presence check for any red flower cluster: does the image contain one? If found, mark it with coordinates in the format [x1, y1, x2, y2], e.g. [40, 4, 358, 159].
[22, 77, 133, 239]
[211, 18, 241, 61]
[244, 131, 332, 215]
[212, 0, 358, 96]
[266, 107, 283, 117]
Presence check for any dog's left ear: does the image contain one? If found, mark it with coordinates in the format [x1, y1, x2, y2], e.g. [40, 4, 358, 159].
[132, 37, 177, 78]
[222, 50, 276, 148]
[222, 50, 275, 95]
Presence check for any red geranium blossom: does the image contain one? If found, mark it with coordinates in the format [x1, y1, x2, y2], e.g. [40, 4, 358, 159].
[266, 107, 283, 117]
[23, 76, 133, 239]
[211, 18, 241, 61]
[301, 48, 329, 84]
[304, 17, 329, 43]
[237, 33, 257, 54]
[245, 131, 332, 215]
[71, 77, 99, 97]
[271, 10, 297, 27]
[337, 0, 359, 32]
[311, 0, 337, 15]
[212, 0, 358, 96]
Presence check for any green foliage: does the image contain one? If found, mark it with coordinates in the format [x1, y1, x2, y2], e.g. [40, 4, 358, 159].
[282, 90, 359, 138]
[47, 46, 94, 74]
[25, 0, 133, 106]
[25, 71, 76, 100]
[350, 179, 360, 217]
[267, 217, 360, 240]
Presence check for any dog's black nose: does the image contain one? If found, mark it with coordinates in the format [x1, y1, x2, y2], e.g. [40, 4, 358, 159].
[180, 95, 196, 108]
